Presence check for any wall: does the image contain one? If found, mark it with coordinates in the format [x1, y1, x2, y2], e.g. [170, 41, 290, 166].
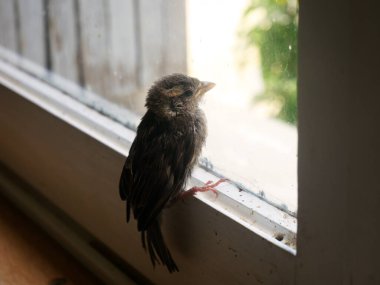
[297, 0, 380, 284]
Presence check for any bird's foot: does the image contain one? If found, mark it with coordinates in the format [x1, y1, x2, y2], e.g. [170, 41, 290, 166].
[181, 178, 228, 200]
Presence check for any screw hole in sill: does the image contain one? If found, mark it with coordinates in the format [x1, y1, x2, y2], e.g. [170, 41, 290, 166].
[274, 233, 285, 242]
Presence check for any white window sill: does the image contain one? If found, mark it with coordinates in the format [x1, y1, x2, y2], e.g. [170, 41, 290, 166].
[0, 57, 296, 284]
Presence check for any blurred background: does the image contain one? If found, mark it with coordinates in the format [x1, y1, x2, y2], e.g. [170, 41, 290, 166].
[0, 0, 298, 214]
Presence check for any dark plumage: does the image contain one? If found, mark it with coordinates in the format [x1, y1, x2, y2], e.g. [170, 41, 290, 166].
[119, 74, 215, 273]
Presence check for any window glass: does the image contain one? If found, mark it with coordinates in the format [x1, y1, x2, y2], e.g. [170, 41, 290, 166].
[0, 0, 298, 214]
[188, 0, 298, 214]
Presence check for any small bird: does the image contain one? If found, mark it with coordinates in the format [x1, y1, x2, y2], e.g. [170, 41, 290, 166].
[119, 74, 223, 273]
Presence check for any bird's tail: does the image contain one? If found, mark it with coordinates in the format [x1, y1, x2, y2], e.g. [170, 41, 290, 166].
[141, 219, 179, 273]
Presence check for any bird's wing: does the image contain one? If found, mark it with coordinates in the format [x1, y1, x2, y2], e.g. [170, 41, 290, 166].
[119, 113, 197, 231]
[119, 157, 131, 201]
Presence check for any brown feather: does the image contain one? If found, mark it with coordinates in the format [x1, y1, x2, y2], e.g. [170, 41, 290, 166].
[119, 74, 213, 272]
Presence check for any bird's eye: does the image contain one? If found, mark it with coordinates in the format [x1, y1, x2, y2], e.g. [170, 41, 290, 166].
[183, 90, 193, 97]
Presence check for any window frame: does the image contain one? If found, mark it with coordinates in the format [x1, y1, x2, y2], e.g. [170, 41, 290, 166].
[2, 1, 379, 284]
[0, 56, 296, 284]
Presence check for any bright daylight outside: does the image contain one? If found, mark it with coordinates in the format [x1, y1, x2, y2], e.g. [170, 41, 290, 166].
[187, 0, 297, 214]
[0, 0, 298, 214]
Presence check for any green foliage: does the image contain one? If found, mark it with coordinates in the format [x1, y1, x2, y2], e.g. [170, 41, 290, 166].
[242, 0, 298, 124]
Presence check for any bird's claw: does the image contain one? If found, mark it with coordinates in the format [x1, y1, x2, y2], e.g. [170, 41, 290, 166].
[181, 178, 228, 201]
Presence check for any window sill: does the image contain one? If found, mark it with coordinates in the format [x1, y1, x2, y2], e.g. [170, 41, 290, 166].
[0, 58, 296, 284]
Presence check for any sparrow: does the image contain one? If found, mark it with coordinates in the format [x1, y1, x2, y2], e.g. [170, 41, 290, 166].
[119, 73, 223, 273]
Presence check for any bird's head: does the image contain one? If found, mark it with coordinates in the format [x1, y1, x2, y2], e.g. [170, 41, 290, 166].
[146, 73, 215, 118]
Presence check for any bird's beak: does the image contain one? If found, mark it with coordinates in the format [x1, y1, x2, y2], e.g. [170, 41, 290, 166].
[198, 81, 216, 94]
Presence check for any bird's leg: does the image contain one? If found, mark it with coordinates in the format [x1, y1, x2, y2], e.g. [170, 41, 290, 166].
[180, 178, 228, 200]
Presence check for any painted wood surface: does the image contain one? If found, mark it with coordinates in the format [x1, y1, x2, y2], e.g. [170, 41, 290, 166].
[17, 0, 46, 67]
[0, 0, 18, 52]
[48, 0, 80, 83]
[77, 0, 110, 96]
[108, 0, 138, 98]
[0, 0, 187, 109]
[161, 0, 187, 75]
[137, 0, 186, 86]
